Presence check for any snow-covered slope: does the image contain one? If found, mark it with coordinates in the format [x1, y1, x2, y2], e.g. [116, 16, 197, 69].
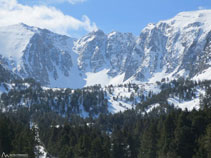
[0, 10, 211, 88]
[0, 23, 35, 63]
[75, 10, 211, 86]
[129, 10, 211, 83]
[74, 30, 136, 78]
[0, 23, 86, 88]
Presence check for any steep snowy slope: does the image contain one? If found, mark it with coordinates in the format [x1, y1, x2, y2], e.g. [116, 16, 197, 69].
[129, 10, 211, 83]
[74, 30, 136, 86]
[0, 23, 35, 64]
[0, 10, 211, 88]
[72, 29, 138, 86]
[75, 10, 211, 86]
[0, 23, 85, 88]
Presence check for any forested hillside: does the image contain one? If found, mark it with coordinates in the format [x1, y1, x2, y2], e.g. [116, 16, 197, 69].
[0, 78, 211, 158]
[1, 78, 210, 117]
[37, 108, 211, 158]
[1, 101, 211, 158]
[0, 109, 36, 157]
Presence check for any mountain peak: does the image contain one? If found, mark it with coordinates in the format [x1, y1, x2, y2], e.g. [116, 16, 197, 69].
[18, 22, 30, 28]
[90, 29, 105, 36]
[1, 10, 211, 88]
[0, 23, 37, 63]
[8, 23, 39, 32]
[176, 9, 211, 18]
[160, 10, 211, 31]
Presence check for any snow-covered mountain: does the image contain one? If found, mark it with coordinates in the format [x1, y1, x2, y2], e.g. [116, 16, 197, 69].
[0, 23, 84, 88]
[75, 30, 136, 86]
[130, 10, 211, 83]
[0, 10, 211, 88]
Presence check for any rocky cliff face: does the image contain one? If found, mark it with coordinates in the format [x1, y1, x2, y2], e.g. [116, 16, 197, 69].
[0, 10, 211, 88]
[128, 10, 211, 82]
[22, 28, 75, 85]
[0, 23, 77, 87]
[74, 30, 136, 76]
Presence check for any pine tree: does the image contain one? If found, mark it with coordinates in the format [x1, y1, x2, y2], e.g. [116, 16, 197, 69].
[174, 112, 195, 158]
[157, 113, 176, 158]
[89, 137, 104, 158]
[139, 121, 158, 158]
[203, 124, 211, 158]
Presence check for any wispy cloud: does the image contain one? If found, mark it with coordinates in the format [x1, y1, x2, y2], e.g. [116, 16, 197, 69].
[32, 0, 87, 5]
[198, 6, 206, 10]
[0, 0, 97, 37]
[54, 0, 87, 4]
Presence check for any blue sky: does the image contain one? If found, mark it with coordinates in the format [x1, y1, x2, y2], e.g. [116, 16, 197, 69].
[2, 0, 211, 37]
[49, 0, 211, 35]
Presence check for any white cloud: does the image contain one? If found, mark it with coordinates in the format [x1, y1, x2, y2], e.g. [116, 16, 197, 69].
[0, 0, 97, 37]
[198, 6, 206, 10]
[33, 0, 87, 5]
[54, 0, 87, 4]
[68, 0, 86, 4]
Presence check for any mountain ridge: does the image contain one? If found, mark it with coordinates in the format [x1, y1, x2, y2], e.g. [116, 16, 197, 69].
[0, 10, 211, 88]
